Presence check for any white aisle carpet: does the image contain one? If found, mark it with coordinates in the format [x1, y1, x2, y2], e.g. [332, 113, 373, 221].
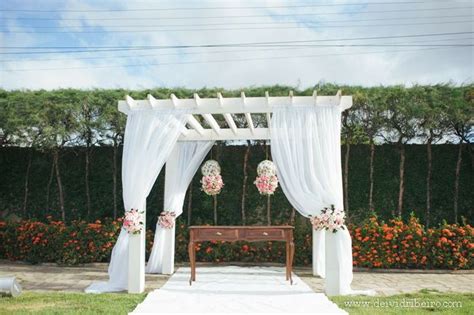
[131, 266, 346, 314]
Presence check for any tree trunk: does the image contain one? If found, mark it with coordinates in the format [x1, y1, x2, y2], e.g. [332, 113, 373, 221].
[46, 157, 55, 211]
[241, 143, 251, 225]
[426, 136, 433, 227]
[112, 143, 118, 219]
[266, 195, 271, 225]
[290, 207, 296, 225]
[213, 195, 217, 225]
[22, 150, 32, 217]
[368, 141, 375, 212]
[85, 147, 91, 218]
[343, 142, 350, 213]
[453, 142, 463, 224]
[397, 144, 406, 218]
[54, 150, 66, 222]
[187, 181, 193, 226]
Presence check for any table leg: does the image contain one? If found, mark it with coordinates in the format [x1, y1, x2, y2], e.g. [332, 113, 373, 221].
[285, 241, 290, 281]
[188, 241, 195, 285]
[289, 241, 295, 285]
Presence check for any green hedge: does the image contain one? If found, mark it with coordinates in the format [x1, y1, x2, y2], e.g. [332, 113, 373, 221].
[0, 144, 472, 226]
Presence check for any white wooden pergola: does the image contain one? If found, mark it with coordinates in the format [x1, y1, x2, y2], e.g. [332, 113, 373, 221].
[118, 90, 353, 293]
[119, 90, 352, 142]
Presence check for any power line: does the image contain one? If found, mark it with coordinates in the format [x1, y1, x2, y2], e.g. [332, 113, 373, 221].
[5, 19, 472, 33]
[1, 46, 467, 72]
[2, 37, 471, 63]
[2, 31, 472, 52]
[12, 14, 472, 29]
[0, 1, 426, 12]
[3, 6, 471, 21]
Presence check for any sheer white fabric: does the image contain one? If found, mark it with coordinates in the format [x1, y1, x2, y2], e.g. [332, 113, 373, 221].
[85, 110, 188, 293]
[270, 105, 353, 295]
[146, 141, 214, 274]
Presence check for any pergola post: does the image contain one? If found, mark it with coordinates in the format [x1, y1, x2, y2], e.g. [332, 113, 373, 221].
[128, 203, 146, 293]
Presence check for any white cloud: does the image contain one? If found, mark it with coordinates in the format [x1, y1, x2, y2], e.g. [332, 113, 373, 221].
[1, 0, 472, 90]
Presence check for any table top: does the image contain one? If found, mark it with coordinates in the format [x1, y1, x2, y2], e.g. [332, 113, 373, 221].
[188, 225, 294, 229]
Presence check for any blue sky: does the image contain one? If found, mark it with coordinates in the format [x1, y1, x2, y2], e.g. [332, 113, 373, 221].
[0, 0, 472, 90]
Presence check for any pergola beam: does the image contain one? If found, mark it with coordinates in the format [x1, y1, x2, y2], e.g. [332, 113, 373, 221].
[119, 95, 352, 114]
[120, 92, 353, 141]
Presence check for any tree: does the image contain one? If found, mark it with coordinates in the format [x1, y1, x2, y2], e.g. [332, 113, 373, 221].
[381, 86, 421, 217]
[98, 90, 126, 219]
[445, 85, 473, 223]
[74, 93, 105, 219]
[353, 88, 384, 212]
[341, 88, 366, 214]
[416, 85, 449, 226]
[36, 91, 79, 222]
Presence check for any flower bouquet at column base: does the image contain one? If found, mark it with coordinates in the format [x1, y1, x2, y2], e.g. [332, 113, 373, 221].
[158, 211, 176, 229]
[310, 205, 346, 233]
[123, 208, 144, 234]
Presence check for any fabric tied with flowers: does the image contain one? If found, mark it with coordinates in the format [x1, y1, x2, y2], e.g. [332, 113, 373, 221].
[158, 211, 176, 229]
[123, 209, 144, 234]
[310, 205, 346, 233]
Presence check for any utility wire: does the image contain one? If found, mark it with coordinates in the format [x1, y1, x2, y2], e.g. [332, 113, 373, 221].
[6, 20, 472, 33]
[3, 37, 470, 63]
[3, 6, 471, 21]
[12, 14, 472, 29]
[2, 31, 472, 52]
[0, 1, 427, 12]
[1, 46, 467, 72]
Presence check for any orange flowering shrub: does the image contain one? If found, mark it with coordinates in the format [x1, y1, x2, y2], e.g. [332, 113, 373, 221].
[0, 217, 154, 265]
[0, 215, 472, 269]
[350, 215, 473, 270]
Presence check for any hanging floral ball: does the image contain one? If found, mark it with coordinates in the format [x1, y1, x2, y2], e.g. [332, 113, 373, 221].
[257, 160, 277, 176]
[254, 174, 279, 195]
[201, 174, 224, 196]
[201, 160, 221, 176]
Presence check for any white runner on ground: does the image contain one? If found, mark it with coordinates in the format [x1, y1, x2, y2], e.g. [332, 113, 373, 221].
[131, 266, 347, 314]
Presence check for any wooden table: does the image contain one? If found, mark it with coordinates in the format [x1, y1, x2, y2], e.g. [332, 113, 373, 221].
[188, 226, 295, 285]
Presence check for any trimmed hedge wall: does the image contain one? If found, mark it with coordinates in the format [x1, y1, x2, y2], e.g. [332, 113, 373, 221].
[0, 144, 472, 226]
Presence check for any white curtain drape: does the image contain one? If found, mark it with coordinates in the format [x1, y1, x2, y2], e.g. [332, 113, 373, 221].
[146, 141, 214, 274]
[270, 105, 353, 295]
[85, 110, 189, 293]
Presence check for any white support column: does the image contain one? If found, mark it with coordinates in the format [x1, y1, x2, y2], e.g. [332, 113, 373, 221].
[128, 202, 146, 293]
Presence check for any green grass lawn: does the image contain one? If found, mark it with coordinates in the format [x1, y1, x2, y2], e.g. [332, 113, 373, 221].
[331, 289, 474, 315]
[0, 290, 472, 314]
[0, 292, 146, 315]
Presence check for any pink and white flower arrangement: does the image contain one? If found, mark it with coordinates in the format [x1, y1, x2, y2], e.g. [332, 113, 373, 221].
[201, 174, 224, 195]
[310, 205, 346, 233]
[201, 160, 224, 195]
[201, 160, 221, 176]
[254, 174, 279, 195]
[255, 160, 279, 195]
[158, 211, 176, 229]
[123, 208, 144, 234]
[257, 160, 277, 176]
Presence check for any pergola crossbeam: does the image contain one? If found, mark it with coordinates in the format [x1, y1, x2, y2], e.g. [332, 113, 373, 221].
[223, 113, 238, 135]
[244, 113, 255, 135]
[202, 114, 221, 135]
[187, 115, 205, 136]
